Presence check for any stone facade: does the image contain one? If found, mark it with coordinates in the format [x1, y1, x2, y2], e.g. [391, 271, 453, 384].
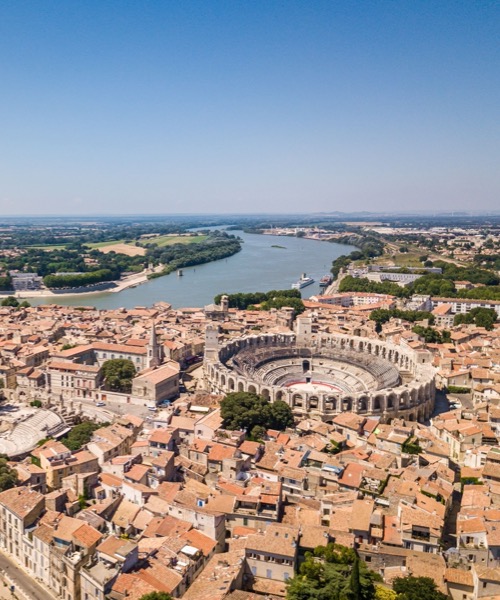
[204, 329, 435, 423]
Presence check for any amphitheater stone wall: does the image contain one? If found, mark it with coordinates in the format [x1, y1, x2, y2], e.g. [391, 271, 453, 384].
[204, 332, 436, 423]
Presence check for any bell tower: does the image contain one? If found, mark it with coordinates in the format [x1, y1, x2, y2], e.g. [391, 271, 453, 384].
[148, 322, 161, 368]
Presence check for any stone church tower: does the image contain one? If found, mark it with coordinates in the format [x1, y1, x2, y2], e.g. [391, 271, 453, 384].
[204, 323, 220, 363]
[147, 322, 162, 368]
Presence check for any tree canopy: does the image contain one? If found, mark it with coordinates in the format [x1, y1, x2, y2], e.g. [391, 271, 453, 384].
[101, 359, 136, 393]
[286, 543, 379, 600]
[60, 421, 109, 451]
[138, 593, 173, 600]
[1, 296, 30, 308]
[392, 576, 448, 600]
[454, 307, 497, 330]
[220, 392, 294, 439]
[0, 455, 19, 492]
[370, 309, 435, 328]
[214, 289, 302, 310]
[287, 551, 446, 600]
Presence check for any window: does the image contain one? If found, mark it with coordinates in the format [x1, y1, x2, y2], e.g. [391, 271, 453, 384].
[266, 569, 272, 579]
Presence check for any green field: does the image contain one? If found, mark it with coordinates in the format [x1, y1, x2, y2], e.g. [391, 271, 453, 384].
[85, 239, 127, 249]
[143, 234, 208, 247]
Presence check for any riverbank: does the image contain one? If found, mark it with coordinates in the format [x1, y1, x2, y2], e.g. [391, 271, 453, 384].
[10, 266, 163, 300]
[26, 231, 357, 310]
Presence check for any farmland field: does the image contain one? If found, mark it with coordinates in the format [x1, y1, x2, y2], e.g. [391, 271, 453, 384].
[140, 234, 208, 247]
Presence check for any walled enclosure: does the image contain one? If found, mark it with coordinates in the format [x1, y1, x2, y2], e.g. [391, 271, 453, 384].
[204, 328, 436, 423]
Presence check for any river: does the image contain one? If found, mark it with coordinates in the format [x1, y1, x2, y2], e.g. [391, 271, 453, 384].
[30, 231, 356, 310]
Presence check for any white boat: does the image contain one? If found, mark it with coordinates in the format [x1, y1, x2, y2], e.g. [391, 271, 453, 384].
[291, 273, 315, 289]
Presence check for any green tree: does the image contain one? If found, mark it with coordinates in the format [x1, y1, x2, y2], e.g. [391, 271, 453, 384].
[346, 555, 362, 599]
[286, 544, 377, 600]
[249, 425, 266, 440]
[392, 576, 447, 600]
[61, 421, 108, 451]
[138, 593, 173, 600]
[101, 359, 136, 393]
[0, 456, 19, 492]
[375, 587, 397, 600]
[1, 296, 19, 307]
[220, 393, 294, 436]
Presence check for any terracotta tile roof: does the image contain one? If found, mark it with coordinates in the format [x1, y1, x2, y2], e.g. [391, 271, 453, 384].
[245, 524, 299, 557]
[0, 487, 44, 519]
[445, 568, 474, 586]
[180, 528, 217, 556]
[73, 522, 102, 547]
[208, 443, 238, 462]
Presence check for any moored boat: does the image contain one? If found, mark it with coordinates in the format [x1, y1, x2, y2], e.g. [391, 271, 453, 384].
[292, 273, 315, 289]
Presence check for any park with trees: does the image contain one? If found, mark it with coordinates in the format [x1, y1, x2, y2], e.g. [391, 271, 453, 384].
[101, 359, 137, 393]
[286, 543, 447, 600]
[220, 391, 294, 439]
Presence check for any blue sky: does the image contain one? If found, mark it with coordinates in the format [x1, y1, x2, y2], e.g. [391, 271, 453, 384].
[0, 1, 498, 214]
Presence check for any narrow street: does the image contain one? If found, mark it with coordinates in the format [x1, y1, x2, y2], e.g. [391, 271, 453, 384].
[0, 552, 56, 600]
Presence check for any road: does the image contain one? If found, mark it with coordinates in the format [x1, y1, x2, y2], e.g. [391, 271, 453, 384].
[0, 551, 56, 600]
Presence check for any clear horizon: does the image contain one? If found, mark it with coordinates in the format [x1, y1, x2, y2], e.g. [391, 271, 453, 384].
[0, 1, 499, 215]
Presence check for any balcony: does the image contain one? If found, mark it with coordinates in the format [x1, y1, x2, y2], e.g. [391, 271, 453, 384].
[411, 530, 430, 542]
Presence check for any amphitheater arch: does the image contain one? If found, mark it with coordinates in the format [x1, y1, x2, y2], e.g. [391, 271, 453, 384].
[343, 397, 353, 411]
[325, 396, 336, 411]
[418, 385, 425, 402]
[358, 396, 368, 412]
[205, 332, 435, 425]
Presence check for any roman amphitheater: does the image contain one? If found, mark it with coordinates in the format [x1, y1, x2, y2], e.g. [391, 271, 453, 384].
[204, 318, 436, 423]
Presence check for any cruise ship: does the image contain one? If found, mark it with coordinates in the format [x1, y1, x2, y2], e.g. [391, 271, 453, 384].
[291, 273, 315, 289]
